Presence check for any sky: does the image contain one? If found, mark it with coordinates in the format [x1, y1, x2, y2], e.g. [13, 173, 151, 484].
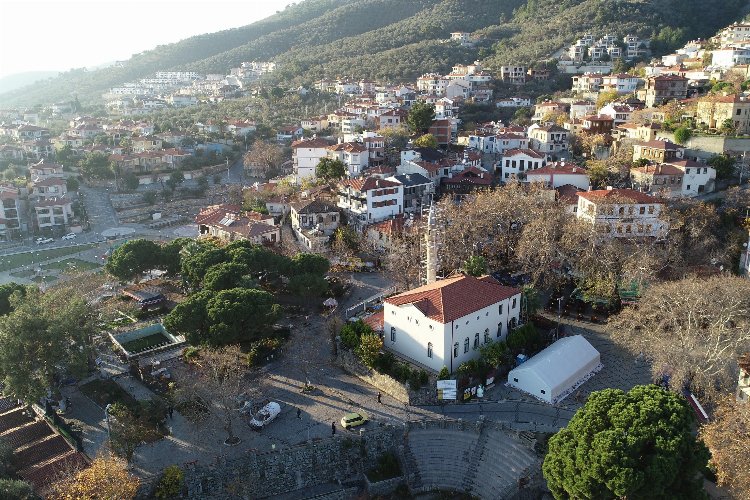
[0, 0, 298, 79]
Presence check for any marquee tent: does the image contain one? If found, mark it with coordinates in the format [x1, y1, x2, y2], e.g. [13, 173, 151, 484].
[506, 335, 602, 404]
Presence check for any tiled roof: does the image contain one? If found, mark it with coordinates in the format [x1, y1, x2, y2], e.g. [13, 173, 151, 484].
[195, 204, 241, 225]
[577, 188, 661, 204]
[632, 164, 684, 176]
[441, 167, 492, 186]
[20, 451, 88, 492]
[363, 310, 384, 332]
[0, 408, 33, 433]
[341, 177, 400, 192]
[14, 435, 72, 471]
[291, 138, 330, 149]
[33, 177, 66, 187]
[389, 173, 431, 187]
[385, 274, 520, 324]
[527, 162, 587, 176]
[0, 421, 54, 449]
[503, 148, 545, 159]
[555, 184, 580, 205]
[664, 159, 706, 170]
[290, 199, 338, 214]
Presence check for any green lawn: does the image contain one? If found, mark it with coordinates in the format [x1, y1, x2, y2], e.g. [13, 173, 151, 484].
[0, 244, 98, 272]
[42, 258, 101, 272]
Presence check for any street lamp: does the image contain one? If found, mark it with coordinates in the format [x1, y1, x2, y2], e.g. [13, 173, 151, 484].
[556, 296, 564, 340]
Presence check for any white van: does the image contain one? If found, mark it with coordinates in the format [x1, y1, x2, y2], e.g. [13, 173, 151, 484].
[249, 401, 281, 430]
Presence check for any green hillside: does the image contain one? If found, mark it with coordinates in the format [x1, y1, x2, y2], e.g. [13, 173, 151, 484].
[0, 0, 745, 107]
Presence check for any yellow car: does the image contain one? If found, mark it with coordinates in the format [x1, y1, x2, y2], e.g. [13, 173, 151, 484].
[340, 411, 368, 429]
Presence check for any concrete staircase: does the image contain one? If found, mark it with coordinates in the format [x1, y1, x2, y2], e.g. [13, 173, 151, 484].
[468, 428, 539, 500]
[407, 428, 478, 492]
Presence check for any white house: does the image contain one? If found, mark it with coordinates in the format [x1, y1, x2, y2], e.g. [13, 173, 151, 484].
[338, 176, 403, 228]
[569, 101, 597, 119]
[600, 73, 642, 94]
[576, 188, 667, 238]
[507, 335, 602, 404]
[383, 274, 522, 373]
[525, 162, 590, 190]
[598, 103, 636, 125]
[499, 149, 547, 179]
[528, 124, 570, 157]
[327, 142, 368, 177]
[292, 138, 330, 183]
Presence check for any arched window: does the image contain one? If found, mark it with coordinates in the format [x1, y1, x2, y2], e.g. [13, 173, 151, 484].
[484, 329, 490, 344]
[464, 338, 470, 353]
[390, 327, 396, 342]
[454, 343, 459, 358]
[497, 322, 502, 337]
[427, 342, 433, 358]
[473, 333, 479, 349]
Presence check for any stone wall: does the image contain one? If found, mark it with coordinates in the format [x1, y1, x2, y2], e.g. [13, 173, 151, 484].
[337, 348, 410, 403]
[180, 425, 402, 499]
[364, 475, 406, 496]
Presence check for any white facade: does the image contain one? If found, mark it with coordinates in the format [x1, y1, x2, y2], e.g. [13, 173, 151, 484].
[507, 335, 602, 404]
[525, 166, 590, 190]
[576, 189, 666, 238]
[500, 149, 546, 179]
[383, 276, 521, 373]
[676, 161, 716, 197]
[292, 139, 329, 183]
[338, 178, 403, 226]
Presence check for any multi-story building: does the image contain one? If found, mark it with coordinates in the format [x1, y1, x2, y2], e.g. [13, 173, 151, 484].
[31, 177, 67, 200]
[632, 140, 684, 163]
[696, 94, 750, 134]
[292, 138, 330, 183]
[631, 160, 715, 198]
[290, 199, 340, 251]
[417, 74, 449, 95]
[600, 73, 642, 94]
[528, 124, 570, 157]
[576, 188, 666, 238]
[34, 198, 73, 230]
[500, 66, 528, 85]
[644, 75, 688, 107]
[0, 186, 21, 238]
[387, 173, 433, 213]
[572, 73, 604, 93]
[499, 148, 547, 180]
[327, 142, 368, 177]
[383, 274, 521, 373]
[338, 177, 403, 228]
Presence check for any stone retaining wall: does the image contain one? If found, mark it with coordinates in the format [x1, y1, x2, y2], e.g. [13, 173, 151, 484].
[364, 475, 406, 496]
[181, 426, 401, 499]
[337, 348, 411, 403]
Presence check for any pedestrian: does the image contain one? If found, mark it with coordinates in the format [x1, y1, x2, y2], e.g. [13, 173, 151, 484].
[331, 421, 336, 435]
[377, 392, 382, 404]
[297, 408, 302, 419]
[168, 406, 174, 418]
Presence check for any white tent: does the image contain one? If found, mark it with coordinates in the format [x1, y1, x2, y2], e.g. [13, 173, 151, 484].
[506, 335, 602, 404]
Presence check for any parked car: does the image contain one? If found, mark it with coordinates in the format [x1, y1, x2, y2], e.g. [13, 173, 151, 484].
[340, 411, 368, 430]
[248, 402, 281, 430]
[61, 233, 76, 240]
[35, 237, 54, 245]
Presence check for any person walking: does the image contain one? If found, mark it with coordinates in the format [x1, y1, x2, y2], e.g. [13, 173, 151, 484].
[331, 422, 336, 435]
[297, 408, 302, 419]
[168, 406, 174, 418]
[377, 392, 382, 404]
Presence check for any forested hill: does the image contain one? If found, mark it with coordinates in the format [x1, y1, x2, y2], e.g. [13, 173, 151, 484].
[1, 0, 746, 107]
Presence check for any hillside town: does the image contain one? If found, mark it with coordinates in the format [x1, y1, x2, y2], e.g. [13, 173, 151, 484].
[0, 11, 750, 500]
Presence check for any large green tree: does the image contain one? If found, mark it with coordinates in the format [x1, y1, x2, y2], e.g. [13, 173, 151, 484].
[105, 239, 161, 280]
[315, 157, 346, 181]
[203, 262, 251, 292]
[291, 253, 330, 276]
[407, 101, 436, 134]
[78, 151, 114, 180]
[180, 246, 229, 289]
[543, 385, 709, 500]
[159, 237, 192, 276]
[0, 283, 26, 316]
[165, 288, 280, 345]
[0, 288, 94, 401]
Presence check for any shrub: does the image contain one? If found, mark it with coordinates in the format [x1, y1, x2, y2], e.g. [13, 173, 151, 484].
[154, 465, 184, 499]
[438, 366, 450, 380]
[374, 351, 395, 372]
[419, 369, 429, 385]
[366, 452, 402, 482]
[339, 320, 373, 350]
[182, 346, 200, 361]
[408, 369, 422, 389]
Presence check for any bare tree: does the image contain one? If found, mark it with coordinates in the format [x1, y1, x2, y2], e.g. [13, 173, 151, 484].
[609, 276, 750, 402]
[243, 140, 284, 179]
[383, 226, 423, 290]
[176, 345, 248, 445]
[700, 396, 750, 498]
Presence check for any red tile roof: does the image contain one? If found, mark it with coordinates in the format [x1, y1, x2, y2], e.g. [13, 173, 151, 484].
[385, 274, 520, 324]
[341, 177, 400, 192]
[577, 188, 661, 204]
[441, 167, 492, 186]
[527, 162, 587, 176]
[632, 164, 685, 176]
[555, 184, 580, 205]
[635, 140, 681, 150]
[363, 310, 384, 331]
[503, 148, 545, 159]
[291, 138, 330, 149]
